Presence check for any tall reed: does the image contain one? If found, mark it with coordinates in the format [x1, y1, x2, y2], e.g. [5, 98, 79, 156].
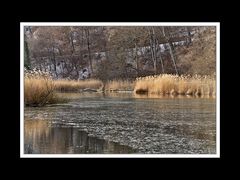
[134, 74, 215, 97]
[24, 69, 57, 106]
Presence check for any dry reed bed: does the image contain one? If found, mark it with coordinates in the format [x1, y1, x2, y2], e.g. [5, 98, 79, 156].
[24, 70, 58, 106]
[24, 70, 103, 106]
[134, 74, 216, 97]
[105, 80, 135, 91]
[24, 69, 135, 106]
[54, 79, 102, 92]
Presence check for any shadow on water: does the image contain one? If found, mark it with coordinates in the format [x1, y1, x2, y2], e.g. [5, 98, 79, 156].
[24, 119, 136, 154]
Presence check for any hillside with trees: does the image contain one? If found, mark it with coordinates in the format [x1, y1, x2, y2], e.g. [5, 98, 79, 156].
[24, 26, 216, 81]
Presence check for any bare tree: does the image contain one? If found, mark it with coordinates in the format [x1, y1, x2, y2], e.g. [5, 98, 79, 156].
[161, 27, 179, 75]
[148, 27, 157, 74]
[84, 27, 93, 75]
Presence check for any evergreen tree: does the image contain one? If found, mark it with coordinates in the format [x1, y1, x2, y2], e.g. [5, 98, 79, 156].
[24, 38, 31, 69]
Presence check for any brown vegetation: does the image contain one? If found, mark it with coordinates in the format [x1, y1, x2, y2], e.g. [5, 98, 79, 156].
[24, 70, 58, 106]
[54, 79, 102, 92]
[177, 27, 216, 75]
[134, 74, 215, 97]
[105, 80, 135, 91]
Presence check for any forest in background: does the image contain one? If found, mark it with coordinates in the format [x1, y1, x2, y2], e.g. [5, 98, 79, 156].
[24, 26, 216, 81]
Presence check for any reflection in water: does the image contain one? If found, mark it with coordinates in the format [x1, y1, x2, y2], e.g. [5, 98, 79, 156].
[24, 119, 136, 154]
[25, 93, 216, 154]
[133, 93, 215, 99]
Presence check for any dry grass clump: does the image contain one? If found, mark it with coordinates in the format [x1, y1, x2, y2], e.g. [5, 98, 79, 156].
[134, 74, 215, 97]
[54, 79, 102, 92]
[105, 80, 135, 91]
[24, 69, 58, 106]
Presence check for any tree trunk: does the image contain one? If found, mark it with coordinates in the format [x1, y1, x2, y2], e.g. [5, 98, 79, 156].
[48, 33, 58, 78]
[186, 27, 192, 47]
[152, 27, 157, 74]
[134, 42, 139, 76]
[51, 47, 58, 78]
[24, 39, 31, 69]
[168, 42, 178, 75]
[85, 28, 93, 76]
[156, 38, 164, 73]
[70, 32, 75, 54]
[148, 28, 157, 74]
[161, 27, 178, 75]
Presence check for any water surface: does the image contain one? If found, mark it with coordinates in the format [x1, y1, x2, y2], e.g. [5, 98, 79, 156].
[24, 92, 216, 154]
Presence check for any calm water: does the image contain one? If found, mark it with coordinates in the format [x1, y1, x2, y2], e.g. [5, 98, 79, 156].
[24, 93, 216, 154]
[24, 119, 135, 154]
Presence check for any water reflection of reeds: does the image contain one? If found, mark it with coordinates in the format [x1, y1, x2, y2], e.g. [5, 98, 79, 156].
[56, 92, 216, 100]
[133, 93, 216, 99]
[24, 119, 135, 154]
